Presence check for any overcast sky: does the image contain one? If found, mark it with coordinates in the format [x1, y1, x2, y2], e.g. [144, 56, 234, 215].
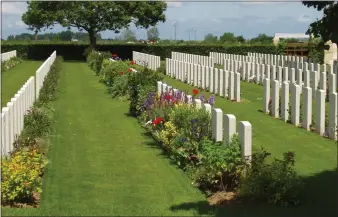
[1, 1, 323, 40]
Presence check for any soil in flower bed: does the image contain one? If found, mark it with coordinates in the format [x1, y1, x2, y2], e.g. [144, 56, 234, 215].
[1, 192, 40, 208]
[207, 191, 243, 207]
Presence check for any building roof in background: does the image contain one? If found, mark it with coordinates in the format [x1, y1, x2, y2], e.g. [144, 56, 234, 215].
[274, 33, 309, 39]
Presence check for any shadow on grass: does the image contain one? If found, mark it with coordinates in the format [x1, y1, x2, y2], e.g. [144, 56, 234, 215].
[169, 168, 338, 217]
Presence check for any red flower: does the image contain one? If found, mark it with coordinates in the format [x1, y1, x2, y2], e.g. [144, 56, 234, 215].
[192, 88, 199, 96]
[119, 71, 124, 75]
[128, 68, 133, 72]
[164, 95, 172, 101]
[152, 117, 164, 125]
[130, 61, 135, 65]
[172, 99, 178, 104]
[112, 54, 117, 57]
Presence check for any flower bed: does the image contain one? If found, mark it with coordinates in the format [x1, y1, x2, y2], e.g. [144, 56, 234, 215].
[87, 50, 304, 207]
[1, 56, 22, 72]
[1, 56, 63, 207]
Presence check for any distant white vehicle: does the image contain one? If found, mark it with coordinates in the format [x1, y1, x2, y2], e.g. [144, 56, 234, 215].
[127, 41, 135, 44]
[71, 38, 79, 42]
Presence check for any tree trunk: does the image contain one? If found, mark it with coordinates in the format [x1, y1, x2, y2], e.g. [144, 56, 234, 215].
[35, 30, 38, 41]
[89, 30, 97, 49]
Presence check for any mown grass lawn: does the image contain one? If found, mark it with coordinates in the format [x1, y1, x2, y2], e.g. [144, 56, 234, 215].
[1, 60, 43, 108]
[2, 62, 209, 216]
[2, 61, 337, 217]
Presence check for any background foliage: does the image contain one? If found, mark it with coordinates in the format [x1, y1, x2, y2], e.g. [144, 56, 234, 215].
[1, 42, 283, 61]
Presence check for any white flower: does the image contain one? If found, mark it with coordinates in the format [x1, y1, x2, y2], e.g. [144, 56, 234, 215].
[144, 120, 152, 126]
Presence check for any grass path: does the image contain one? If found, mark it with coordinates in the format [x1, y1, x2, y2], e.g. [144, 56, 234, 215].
[2, 62, 337, 217]
[2, 62, 209, 216]
[1, 60, 43, 108]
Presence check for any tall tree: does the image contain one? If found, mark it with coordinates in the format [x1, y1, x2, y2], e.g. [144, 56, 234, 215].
[302, 1, 338, 45]
[22, 1, 167, 48]
[120, 28, 137, 41]
[219, 32, 236, 43]
[147, 27, 160, 41]
[236, 35, 246, 43]
[59, 30, 74, 41]
[22, 2, 55, 41]
[249, 34, 273, 44]
[204, 33, 218, 43]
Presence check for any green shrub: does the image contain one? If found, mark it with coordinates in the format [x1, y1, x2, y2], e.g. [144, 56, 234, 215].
[87, 50, 111, 75]
[1, 147, 47, 205]
[169, 103, 212, 142]
[14, 56, 62, 150]
[99, 60, 130, 85]
[238, 147, 303, 206]
[156, 61, 166, 75]
[1, 56, 22, 72]
[128, 67, 163, 116]
[36, 56, 63, 105]
[192, 136, 243, 192]
[108, 72, 130, 101]
[83, 46, 94, 59]
[1, 42, 284, 60]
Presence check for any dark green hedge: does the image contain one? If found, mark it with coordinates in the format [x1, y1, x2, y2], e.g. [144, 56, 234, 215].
[1, 42, 283, 61]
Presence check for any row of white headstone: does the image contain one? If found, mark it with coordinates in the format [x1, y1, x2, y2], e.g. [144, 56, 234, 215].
[1, 51, 57, 156]
[174, 51, 337, 102]
[157, 81, 252, 161]
[132, 51, 161, 71]
[171, 51, 215, 67]
[1, 50, 17, 62]
[36, 51, 57, 99]
[166, 58, 241, 102]
[211, 51, 338, 74]
[211, 51, 307, 67]
[1, 77, 35, 156]
[223, 59, 337, 97]
[173, 51, 337, 85]
[263, 79, 338, 140]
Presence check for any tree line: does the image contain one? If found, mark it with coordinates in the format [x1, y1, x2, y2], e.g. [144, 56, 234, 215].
[11, 1, 337, 47]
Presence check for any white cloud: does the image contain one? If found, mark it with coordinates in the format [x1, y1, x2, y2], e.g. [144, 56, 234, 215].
[166, 1, 182, 8]
[15, 20, 25, 27]
[211, 19, 221, 23]
[2, 2, 26, 15]
[297, 14, 312, 23]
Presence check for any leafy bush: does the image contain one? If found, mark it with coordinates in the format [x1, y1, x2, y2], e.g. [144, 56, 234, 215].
[83, 46, 94, 59]
[16, 106, 54, 149]
[128, 67, 163, 116]
[1, 42, 284, 61]
[238, 147, 303, 206]
[1, 147, 47, 205]
[169, 103, 212, 142]
[156, 61, 166, 75]
[192, 136, 243, 192]
[87, 50, 111, 75]
[36, 56, 63, 105]
[1, 56, 22, 72]
[99, 60, 133, 85]
[108, 72, 130, 101]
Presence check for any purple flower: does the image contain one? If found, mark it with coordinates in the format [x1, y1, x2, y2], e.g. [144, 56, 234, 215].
[198, 94, 205, 102]
[208, 95, 215, 105]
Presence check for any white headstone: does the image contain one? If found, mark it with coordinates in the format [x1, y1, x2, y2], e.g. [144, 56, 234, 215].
[238, 121, 252, 162]
[212, 108, 223, 141]
[223, 114, 236, 144]
[281, 81, 289, 122]
[316, 89, 326, 136]
[302, 87, 312, 130]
